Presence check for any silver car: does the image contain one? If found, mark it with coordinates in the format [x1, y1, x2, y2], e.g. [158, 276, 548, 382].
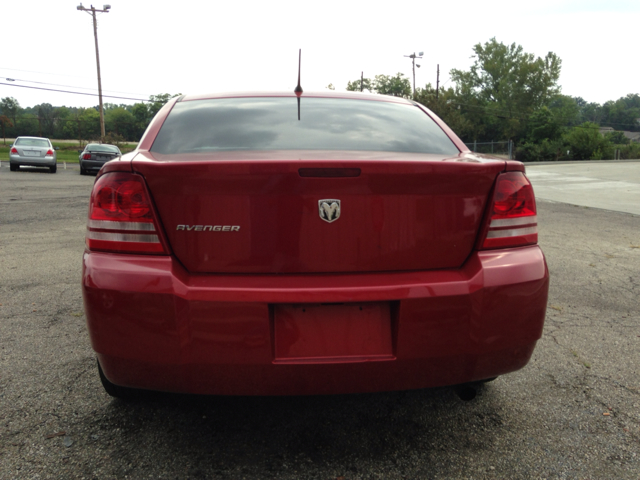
[9, 136, 58, 173]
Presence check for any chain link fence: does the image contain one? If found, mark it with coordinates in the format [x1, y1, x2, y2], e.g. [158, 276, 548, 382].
[464, 140, 514, 158]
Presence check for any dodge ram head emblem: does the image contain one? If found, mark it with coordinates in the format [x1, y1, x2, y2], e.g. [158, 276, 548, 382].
[318, 199, 341, 223]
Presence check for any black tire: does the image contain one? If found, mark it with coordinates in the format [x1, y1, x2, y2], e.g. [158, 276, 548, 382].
[80, 163, 86, 175]
[10, 163, 18, 171]
[50, 164, 57, 173]
[97, 359, 138, 400]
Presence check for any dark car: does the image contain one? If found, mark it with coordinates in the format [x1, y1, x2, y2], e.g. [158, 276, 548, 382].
[82, 91, 549, 399]
[79, 143, 121, 175]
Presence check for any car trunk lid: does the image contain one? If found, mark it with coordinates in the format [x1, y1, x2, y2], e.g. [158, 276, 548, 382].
[133, 151, 504, 274]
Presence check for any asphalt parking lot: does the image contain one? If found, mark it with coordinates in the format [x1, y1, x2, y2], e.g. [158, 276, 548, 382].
[0, 161, 639, 479]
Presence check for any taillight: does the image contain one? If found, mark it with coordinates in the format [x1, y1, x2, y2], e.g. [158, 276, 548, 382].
[83, 153, 91, 159]
[46, 149, 54, 156]
[481, 171, 538, 249]
[86, 172, 167, 254]
[10, 147, 18, 154]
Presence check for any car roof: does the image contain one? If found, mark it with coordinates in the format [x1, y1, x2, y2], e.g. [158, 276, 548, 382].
[16, 136, 51, 140]
[179, 91, 415, 105]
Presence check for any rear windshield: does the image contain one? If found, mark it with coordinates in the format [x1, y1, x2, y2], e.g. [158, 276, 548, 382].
[87, 144, 120, 153]
[150, 97, 460, 156]
[16, 138, 50, 148]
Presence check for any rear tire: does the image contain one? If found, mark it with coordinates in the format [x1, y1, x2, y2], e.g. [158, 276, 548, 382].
[80, 164, 86, 175]
[97, 359, 138, 400]
[50, 164, 57, 173]
[10, 163, 18, 171]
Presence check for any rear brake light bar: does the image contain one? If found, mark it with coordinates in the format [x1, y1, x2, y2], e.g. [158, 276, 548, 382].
[86, 173, 167, 254]
[481, 171, 538, 249]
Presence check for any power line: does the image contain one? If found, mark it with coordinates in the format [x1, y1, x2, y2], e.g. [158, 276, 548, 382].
[0, 82, 148, 102]
[3, 77, 151, 97]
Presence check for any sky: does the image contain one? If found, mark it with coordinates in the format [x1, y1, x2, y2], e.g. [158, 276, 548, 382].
[1, 0, 639, 110]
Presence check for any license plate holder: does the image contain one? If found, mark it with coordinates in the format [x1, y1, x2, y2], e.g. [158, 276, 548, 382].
[273, 302, 393, 364]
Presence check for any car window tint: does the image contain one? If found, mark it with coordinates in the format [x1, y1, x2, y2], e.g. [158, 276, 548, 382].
[88, 144, 120, 153]
[151, 97, 460, 156]
[16, 138, 49, 147]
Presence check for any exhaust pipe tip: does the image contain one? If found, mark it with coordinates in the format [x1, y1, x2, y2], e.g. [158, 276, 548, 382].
[455, 385, 478, 402]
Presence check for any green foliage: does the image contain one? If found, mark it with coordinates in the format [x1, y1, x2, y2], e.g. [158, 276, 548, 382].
[562, 122, 613, 160]
[605, 130, 630, 145]
[599, 94, 640, 131]
[148, 93, 182, 118]
[515, 139, 563, 162]
[0, 91, 179, 142]
[372, 73, 411, 98]
[547, 95, 581, 127]
[77, 108, 101, 140]
[346, 73, 411, 97]
[346, 77, 372, 92]
[450, 37, 561, 141]
[527, 107, 563, 142]
[617, 142, 640, 159]
[413, 84, 472, 139]
[0, 97, 20, 127]
[105, 107, 136, 140]
[103, 132, 126, 147]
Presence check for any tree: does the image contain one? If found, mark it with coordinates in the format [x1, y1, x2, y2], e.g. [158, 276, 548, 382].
[372, 73, 411, 98]
[129, 102, 152, 139]
[450, 38, 562, 141]
[0, 97, 20, 126]
[526, 107, 563, 143]
[599, 95, 640, 132]
[0, 115, 13, 145]
[346, 77, 372, 92]
[605, 130, 630, 145]
[148, 93, 182, 118]
[547, 95, 580, 127]
[563, 122, 612, 160]
[77, 108, 101, 140]
[105, 107, 136, 140]
[413, 84, 472, 139]
[35, 103, 56, 137]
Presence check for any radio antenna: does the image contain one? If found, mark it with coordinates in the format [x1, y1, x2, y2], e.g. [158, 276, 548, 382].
[294, 49, 303, 94]
[294, 49, 302, 121]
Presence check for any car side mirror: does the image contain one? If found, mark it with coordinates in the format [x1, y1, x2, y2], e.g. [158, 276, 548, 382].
[54, 146, 60, 150]
[78, 150, 83, 153]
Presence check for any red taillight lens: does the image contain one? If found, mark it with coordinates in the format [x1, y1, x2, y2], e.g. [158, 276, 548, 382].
[83, 153, 91, 159]
[481, 171, 538, 249]
[86, 173, 167, 254]
[11, 147, 18, 154]
[46, 149, 54, 156]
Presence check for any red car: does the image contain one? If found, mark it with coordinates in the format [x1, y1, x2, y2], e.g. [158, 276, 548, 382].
[82, 91, 548, 398]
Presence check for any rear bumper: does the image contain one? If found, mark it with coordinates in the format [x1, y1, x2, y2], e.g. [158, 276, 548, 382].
[10, 155, 56, 167]
[82, 246, 549, 395]
[81, 159, 109, 173]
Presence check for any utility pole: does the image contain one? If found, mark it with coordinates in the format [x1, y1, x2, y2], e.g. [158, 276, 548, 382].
[404, 51, 423, 97]
[360, 71, 364, 92]
[436, 64, 440, 101]
[77, 3, 111, 143]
